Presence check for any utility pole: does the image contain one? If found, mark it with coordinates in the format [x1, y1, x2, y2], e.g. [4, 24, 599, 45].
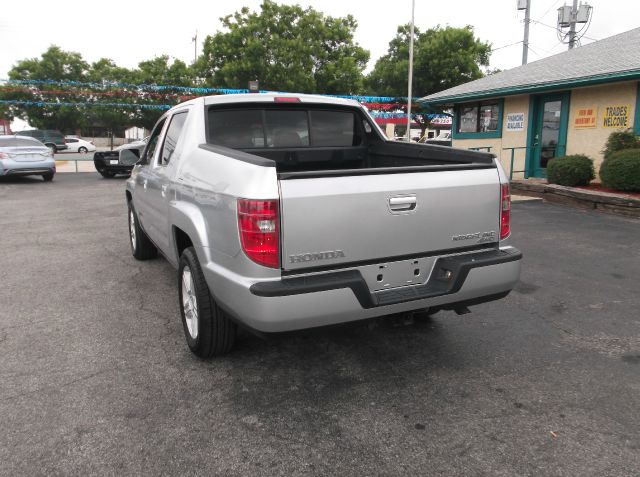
[192, 30, 198, 63]
[521, 0, 531, 65]
[568, 0, 578, 49]
[405, 0, 415, 142]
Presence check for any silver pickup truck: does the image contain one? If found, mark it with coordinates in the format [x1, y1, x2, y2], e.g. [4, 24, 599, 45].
[126, 93, 521, 357]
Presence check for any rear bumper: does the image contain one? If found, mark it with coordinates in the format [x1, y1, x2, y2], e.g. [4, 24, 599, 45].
[93, 157, 134, 175]
[202, 246, 522, 333]
[0, 159, 56, 177]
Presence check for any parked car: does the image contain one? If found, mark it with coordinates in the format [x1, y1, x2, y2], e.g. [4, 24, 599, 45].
[93, 138, 147, 178]
[15, 129, 68, 153]
[64, 136, 96, 153]
[0, 135, 56, 181]
[126, 93, 521, 357]
[419, 131, 452, 147]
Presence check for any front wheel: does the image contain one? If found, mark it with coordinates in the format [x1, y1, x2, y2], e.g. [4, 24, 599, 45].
[179, 247, 236, 358]
[128, 202, 157, 260]
[42, 172, 54, 182]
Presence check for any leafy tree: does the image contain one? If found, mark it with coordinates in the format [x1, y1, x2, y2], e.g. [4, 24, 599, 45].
[195, 1, 369, 94]
[367, 25, 491, 98]
[133, 56, 193, 130]
[5, 45, 90, 131]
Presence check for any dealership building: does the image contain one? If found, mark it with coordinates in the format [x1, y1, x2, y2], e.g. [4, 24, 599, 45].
[421, 27, 640, 179]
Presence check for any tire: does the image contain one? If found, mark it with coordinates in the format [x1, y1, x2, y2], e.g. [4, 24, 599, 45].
[42, 172, 54, 182]
[78, 146, 88, 154]
[46, 144, 57, 154]
[179, 247, 236, 358]
[99, 170, 115, 178]
[128, 202, 157, 260]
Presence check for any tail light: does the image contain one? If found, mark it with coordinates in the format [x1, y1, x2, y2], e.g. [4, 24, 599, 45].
[237, 199, 280, 268]
[0, 152, 7, 159]
[500, 183, 511, 240]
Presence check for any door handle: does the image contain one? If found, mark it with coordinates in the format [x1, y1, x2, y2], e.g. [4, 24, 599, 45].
[143, 179, 148, 190]
[161, 184, 168, 198]
[389, 196, 417, 211]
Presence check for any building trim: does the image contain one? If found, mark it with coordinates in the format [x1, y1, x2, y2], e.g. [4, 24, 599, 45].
[634, 81, 640, 135]
[422, 70, 640, 106]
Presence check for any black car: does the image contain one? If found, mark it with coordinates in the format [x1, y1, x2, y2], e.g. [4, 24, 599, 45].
[93, 139, 146, 178]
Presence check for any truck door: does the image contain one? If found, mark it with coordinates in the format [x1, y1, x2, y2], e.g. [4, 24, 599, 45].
[134, 117, 167, 242]
[144, 110, 190, 255]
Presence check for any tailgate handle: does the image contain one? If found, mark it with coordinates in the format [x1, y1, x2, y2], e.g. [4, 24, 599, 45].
[389, 196, 417, 211]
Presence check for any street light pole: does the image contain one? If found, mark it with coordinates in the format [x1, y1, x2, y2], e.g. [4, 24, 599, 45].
[522, 0, 531, 65]
[405, 0, 415, 142]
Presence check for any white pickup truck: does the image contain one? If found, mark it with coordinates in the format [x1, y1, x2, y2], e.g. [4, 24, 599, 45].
[126, 93, 521, 357]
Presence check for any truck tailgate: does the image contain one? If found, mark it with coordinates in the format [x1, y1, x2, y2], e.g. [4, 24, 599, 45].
[279, 168, 501, 271]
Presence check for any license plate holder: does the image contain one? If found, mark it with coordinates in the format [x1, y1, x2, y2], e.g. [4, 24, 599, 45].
[360, 257, 437, 292]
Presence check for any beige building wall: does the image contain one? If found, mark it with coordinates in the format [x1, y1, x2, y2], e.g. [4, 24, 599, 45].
[452, 95, 531, 179]
[566, 81, 638, 171]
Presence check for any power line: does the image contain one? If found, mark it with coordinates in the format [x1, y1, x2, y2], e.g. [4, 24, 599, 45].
[536, 0, 564, 22]
[491, 40, 523, 52]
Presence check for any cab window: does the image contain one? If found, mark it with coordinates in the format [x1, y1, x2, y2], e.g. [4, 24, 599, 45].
[160, 112, 188, 166]
[142, 118, 167, 164]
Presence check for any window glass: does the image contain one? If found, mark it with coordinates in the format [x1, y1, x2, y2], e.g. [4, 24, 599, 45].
[67, 138, 78, 143]
[310, 111, 357, 146]
[265, 110, 309, 147]
[479, 104, 499, 132]
[208, 108, 362, 148]
[142, 118, 166, 164]
[209, 110, 263, 148]
[458, 102, 500, 133]
[160, 112, 188, 165]
[459, 105, 478, 133]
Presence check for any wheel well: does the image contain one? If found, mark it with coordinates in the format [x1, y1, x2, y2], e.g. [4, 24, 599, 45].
[174, 227, 193, 258]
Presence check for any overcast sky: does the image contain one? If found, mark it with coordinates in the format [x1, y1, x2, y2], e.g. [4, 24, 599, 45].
[1, 0, 639, 83]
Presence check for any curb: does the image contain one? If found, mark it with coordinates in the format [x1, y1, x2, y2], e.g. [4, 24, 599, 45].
[511, 180, 640, 218]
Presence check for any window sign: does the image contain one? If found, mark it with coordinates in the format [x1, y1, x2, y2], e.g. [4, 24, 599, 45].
[506, 113, 525, 131]
[602, 105, 631, 128]
[459, 106, 478, 133]
[574, 107, 597, 129]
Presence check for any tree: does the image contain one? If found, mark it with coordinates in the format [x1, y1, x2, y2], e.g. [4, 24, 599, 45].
[5, 45, 90, 131]
[366, 25, 491, 98]
[195, 1, 369, 94]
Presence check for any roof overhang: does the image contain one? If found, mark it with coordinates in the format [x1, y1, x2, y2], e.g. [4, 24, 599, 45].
[421, 69, 640, 106]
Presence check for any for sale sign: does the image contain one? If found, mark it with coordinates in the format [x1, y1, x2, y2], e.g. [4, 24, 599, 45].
[602, 105, 630, 128]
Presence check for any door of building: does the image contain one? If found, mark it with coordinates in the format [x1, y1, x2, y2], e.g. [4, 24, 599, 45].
[528, 92, 570, 178]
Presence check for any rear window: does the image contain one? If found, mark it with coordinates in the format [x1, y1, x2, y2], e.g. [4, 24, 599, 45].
[0, 137, 44, 147]
[208, 108, 359, 149]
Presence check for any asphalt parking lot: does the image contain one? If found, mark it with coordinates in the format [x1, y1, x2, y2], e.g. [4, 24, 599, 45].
[1, 172, 639, 476]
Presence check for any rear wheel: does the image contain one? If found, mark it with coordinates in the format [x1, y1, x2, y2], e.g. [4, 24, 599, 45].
[78, 146, 88, 154]
[179, 247, 236, 358]
[128, 202, 157, 260]
[42, 172, 54, 182]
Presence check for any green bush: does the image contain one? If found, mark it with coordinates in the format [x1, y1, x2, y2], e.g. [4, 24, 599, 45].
[602, 129, 640, 158]
[599, 148, 640, 192]
[547, 155, 595, 187]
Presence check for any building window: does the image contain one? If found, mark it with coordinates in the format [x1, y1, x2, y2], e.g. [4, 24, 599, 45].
[457, 101, 500, 134]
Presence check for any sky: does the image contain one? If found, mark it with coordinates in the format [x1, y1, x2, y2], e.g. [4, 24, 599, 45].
[1, 0, 639, 82]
